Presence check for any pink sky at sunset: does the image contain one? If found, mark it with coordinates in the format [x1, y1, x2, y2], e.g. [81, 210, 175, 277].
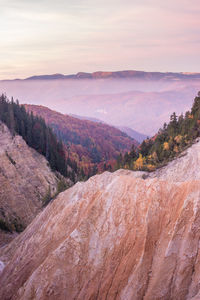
[0, 0, 200, 79]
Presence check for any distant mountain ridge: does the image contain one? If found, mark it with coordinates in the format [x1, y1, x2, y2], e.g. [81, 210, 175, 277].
[118, 126, 148, 143]
[70, 114, 147, 143]
[22, 70, 200, 81]
[1, 70, 200, 136]
[69, 113, 105, 124]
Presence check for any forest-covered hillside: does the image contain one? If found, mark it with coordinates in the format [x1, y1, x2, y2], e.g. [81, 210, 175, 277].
[117, 92, 200, 171]
[0, 94, 79, 181]
[25, 104, 137, 174]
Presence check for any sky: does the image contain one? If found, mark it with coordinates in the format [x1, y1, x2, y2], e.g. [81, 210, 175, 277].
[0, 0, 200, 79]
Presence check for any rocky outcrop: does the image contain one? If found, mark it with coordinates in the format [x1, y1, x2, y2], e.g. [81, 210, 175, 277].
[149, 138, 200, 182]
[0, 140, 200, 299]
[0, 122, 60, 245]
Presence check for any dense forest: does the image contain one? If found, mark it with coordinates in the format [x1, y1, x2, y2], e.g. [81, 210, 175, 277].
[24, 104, 136, 175]
[117, 92, 200, 171]
[2, 92, 199, 179]
[0, 94, 79, 181]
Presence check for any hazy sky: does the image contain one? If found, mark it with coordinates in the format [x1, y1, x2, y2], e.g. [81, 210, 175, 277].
[0, 0, 200, 79]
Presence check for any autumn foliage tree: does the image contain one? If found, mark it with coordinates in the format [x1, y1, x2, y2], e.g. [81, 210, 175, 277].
[117, 92, 200, 172]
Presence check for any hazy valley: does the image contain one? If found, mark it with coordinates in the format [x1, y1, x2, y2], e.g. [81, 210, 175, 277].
[0, 75, 200, 300]
[1, 71, 200, 135]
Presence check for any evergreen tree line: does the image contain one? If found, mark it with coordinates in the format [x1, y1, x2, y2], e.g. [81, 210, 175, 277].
[117, 92, 200, 171]
[0, 94, 76, 180]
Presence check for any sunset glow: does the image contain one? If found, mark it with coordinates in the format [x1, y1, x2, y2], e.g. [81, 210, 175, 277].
[0, 0, 200, 79]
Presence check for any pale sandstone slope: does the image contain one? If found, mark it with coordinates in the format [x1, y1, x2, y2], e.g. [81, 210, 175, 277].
[0, 122, 59, 244]
[0, 140, 200, 300]
[150, 137, 200, 182]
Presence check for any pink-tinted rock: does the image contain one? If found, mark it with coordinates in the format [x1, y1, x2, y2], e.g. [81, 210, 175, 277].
[0, 141, 200, 300]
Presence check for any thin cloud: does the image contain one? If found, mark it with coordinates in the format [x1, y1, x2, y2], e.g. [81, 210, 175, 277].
[0, 0, 200, 79]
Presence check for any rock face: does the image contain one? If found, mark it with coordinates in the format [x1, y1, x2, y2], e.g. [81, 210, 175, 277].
[0, 122, 59, 245]
[0, 140, 200, 299]
[150, 139, 200, 182]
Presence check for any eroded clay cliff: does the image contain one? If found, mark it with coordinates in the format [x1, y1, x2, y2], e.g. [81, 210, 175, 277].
[0, 122, 60, 245]
[0, 139, 200, 300]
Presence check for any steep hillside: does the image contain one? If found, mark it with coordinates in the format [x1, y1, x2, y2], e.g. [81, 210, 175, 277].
[69, 115, 146, 145]
[25, 104, 137, 172]
[0, 121, 67, 246]
[118, 92, 200, 172]
[0, 139, 200, 300]
[69, 115, 147, 144]
[0, 94, 73, 178]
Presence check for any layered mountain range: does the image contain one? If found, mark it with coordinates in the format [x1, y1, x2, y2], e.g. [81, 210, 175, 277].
[0, 136, 200, 299]
[1, 70, 200, 135]
[24, 70, 200, 81]
[1, 73, 200, 300]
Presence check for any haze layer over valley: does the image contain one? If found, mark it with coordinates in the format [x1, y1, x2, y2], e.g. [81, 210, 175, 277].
[1, 71, 200, 135]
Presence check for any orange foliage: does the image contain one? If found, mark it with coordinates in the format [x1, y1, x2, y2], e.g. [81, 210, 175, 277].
[25, 105, 136, 171]
[134, 154, 144, 170]
[146, 164, 156, 171]
[163, 142, 169, 151]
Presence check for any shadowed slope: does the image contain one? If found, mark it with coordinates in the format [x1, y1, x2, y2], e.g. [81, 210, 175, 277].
[0, 122, 60, 246]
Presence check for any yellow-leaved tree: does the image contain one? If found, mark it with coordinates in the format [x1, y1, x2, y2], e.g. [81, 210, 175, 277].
[163, 142, 169, 151]
[174, 135, 182, 144]
[134, 154, 145, 170]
